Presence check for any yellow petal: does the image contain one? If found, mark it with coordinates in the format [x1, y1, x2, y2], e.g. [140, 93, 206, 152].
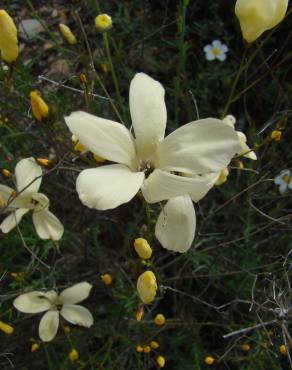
[0, 10, 19, 63]
[235, 0, 288, 43]
[137, 271, 157, 304]
[30, 91, 49, 121]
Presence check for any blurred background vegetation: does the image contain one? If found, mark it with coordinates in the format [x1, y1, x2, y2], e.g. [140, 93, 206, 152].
[0, 0, 292, 369]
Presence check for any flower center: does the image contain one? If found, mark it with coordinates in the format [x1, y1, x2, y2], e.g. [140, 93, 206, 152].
[283, 175, 291, 184]
[212, 47, 221, 56]
[137, 160, 154, 178]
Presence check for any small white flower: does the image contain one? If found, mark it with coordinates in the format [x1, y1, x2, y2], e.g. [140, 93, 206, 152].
[222, 115, 257, 160]
[0, 157, 64, 240]
[274, 169, 292, 194]
[13, 282, 93, 342]
[203, 40, 228, 61]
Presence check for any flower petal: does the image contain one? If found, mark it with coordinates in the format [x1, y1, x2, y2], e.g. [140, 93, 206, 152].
[142, 169, 218, 204]
[15, 157, 42, 194]
[237, 132, 257, 160]
[155, 195, 196, 253]
[0, 208, 29, 233]
[60, 304, 93, 327]
[65, 111, 136, 168]
[59, 282, 92, 305]
[76, 164, 144, 210]
[129, 73, 167, 157]
[13, 291, 56, 313]
[157, 118, 239, 174]
[39, 310, 59, 342]
[0, 184, 14, 203]
[32, 209, 64, 240]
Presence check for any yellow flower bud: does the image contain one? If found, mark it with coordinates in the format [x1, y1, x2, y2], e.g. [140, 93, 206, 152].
[30, 91, 49, 121]
[279, 344, 288, 355]
[100, 63, 109, 74]
[204, 356, 215, 365]
[63, 325, 70, 334]
[136, 345, 143, 353]
[215, 168, 229, 186]
[270, 130, 282, 142]
[59, 23, 77, 45]
[154, 313, 165, 326]
[95, 14, 112, 32]
[36, 158, 52, 167]
[137, 271, 157, 304]
[31, 342, 40, 352]
[79, 73, 87, 84]
[101, 273, 113, 285]
[134, 238, 152, 259]
[0, 321, 14, 334]
[240, 343, 251, 352]
[0, 10, 19, 63]
[143, 345, 151, 353]
[235, 0, 289, 43]
[156, 355, 166, 368]
[69, 348, 79, 362]
[2, 169, 11, 177]
[135, 306, 144, 321]
[150, 341, 159, 349]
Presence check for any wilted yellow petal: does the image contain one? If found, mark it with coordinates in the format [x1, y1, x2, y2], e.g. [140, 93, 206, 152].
[0, 10, 19, 63]
[0, 321, 14, 334]
[30, 91, 49, 121]
[235, 0, 288, 43]
[59, 23, 77, 45]
[137, 270, 157, 304]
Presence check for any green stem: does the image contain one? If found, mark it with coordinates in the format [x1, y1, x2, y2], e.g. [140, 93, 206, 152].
[103, 32, 123, 115]
[222, 47, 247, 117]
[174, 0, 188, 126]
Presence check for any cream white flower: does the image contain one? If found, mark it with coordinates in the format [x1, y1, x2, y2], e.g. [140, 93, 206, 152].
[13, 282, 93, 342]
[203, 40, 228, 61]
[65, 73, 239, 211]
[0, 157, 64, 240]
[274, 169, 292, 194]
[222, 115, 257, 160]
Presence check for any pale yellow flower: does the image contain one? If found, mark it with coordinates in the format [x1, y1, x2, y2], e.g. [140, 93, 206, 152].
[235, 0, 288, 43]
[137, 271, 157, 304]
[30, 91, 49, 121]
[59, 23, 77, 45]
[134, 238, 152, 259]
[0, 10, 19, 63]
[0, 158, 64, 241]
[13, 282, 93, 342]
